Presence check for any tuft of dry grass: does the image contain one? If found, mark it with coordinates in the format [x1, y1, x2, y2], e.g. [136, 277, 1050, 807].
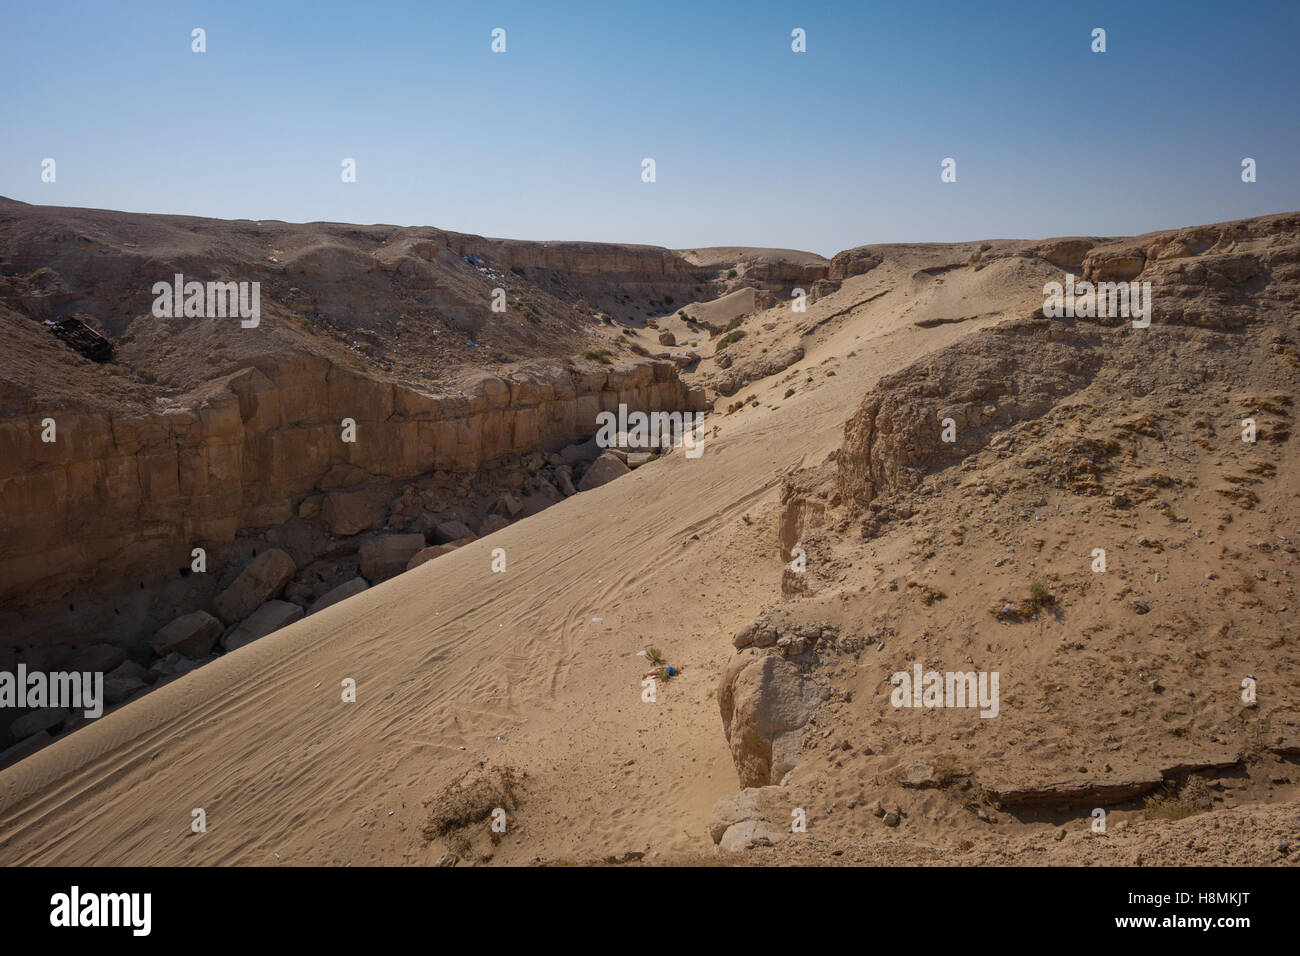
[1144, 777, 1213, 821]
[422, 766, 526, 841]
[1029, 580, 1052, 606]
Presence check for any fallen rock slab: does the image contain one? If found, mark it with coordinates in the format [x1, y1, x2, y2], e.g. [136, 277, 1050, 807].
[0, 730, 52, 768]
[322, 488, 389, 536]
[708, 786, 788, 844]
[718, 819, 785, 852]
[222, 600, 305, 652]
[432, 521, 474, 545]
[982, 772, 1164, 809]
[104, 676, 148, 705]
[69, 643, 127, 673]
[406, 542, 467, 571]
[577, 451, 631, 491]
[492, 494, 523, 518]
[213, 549, 297, 624]
[359, 533, 426, 582]
[9, 707, 69, 742]
[106, 660, 151, 684]
[478, 514, 510, 536]
[151, 610, 222, 657]
[310, 577, 369, 614]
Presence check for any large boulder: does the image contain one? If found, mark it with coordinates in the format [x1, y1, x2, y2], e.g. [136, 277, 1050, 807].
[213, 549, 297, 625]
[322, 488, 390, 536]
[69, 643, 127, 673]
[406, 542, 466, 570]
[478, 514, 510, 536]
[522, 479, 564, 515]
[151, 610, 223, 657]
[718, 648, 829, 788]
[104, 675, 148, 705]
[708, 786, 788, 844]
[359, 534, 426, 582]
[492, 494, 524, 519]
[9, 707, 68, 742]
[576, 451, 631, 491]
[222, 600, 304, 652]
[560, 437, 601, 466]
[106, 660, 151, 684]
[310, 577, 369, 615]
[718, 819, 786, 853]
[432, 520, 474, 545]
[0, 731, 52, 768]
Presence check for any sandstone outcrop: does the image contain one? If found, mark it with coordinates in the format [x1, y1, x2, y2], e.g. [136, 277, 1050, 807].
[0, 353, 705, 609]
[718, 620, 834, 788]
[828, 249, 882, 280]
[833, 320, 1102, 514]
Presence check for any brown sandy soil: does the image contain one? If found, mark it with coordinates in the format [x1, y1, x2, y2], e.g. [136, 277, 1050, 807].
[0, 206, 1296, 866]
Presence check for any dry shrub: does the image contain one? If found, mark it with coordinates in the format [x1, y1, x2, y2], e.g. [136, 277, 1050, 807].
[422, 765, 526, 841]
[1145, 777, 1213, 822]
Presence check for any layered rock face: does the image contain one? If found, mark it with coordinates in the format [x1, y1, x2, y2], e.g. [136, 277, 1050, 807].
[0, 356, 704, 607]
[447, 236, 695, 279]
[831, 212, 1300, 520]
[833, 320, 1103, 513]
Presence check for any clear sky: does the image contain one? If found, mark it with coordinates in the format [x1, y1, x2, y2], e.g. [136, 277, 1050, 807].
[3, 0, 1298, 255]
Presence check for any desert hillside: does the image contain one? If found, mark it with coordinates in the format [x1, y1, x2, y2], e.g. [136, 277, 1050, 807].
[0, 203, 1296, 867]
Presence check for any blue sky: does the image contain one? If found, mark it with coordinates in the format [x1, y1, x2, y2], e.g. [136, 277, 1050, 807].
[2, 0, 1298, 255]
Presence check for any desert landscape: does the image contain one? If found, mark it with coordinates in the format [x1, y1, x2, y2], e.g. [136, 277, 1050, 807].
[0, 197, 1296, 868]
